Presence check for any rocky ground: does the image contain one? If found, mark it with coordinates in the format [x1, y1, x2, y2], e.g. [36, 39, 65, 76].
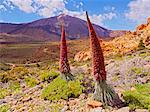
[0, 50, 150, 112]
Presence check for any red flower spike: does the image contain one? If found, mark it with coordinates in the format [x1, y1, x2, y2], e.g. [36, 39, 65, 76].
[86, 12, 123, 108]
[59, 25, 71, 74]
[86, 11, 106, 81]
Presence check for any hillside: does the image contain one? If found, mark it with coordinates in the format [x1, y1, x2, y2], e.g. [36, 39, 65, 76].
[0, 33, 39, 44]
[0, 14, 127, 43]
[74, 18, 150, 62]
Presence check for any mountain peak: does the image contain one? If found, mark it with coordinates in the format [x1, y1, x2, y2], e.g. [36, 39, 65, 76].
[57, 13, 68, 18]
[0, 15, 127, 43]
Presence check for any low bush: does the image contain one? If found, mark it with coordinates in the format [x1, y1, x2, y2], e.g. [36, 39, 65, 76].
[0, 72, 12, 83]
[114, 53, 123, 61]
[9, 67, 29, 78]
[130, 67, 149, 76]
[41, 76, 84, 101]
[131, 67, 143, 75]
[0, 81, 21, 99]
[9, 81, 21, 93]
[138, 39, 145, 50]
[0, 104, 10, 112]
[123, 83, 150, 110]
[139, 52, 150, 57]
[40, 70, 59, 82]
[0, 88, 10, 99]
[25, 76, 38, 87]
[0, 67, 29, 83]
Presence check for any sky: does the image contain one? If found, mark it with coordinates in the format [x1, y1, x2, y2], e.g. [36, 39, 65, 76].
[0, 0, 150, 30]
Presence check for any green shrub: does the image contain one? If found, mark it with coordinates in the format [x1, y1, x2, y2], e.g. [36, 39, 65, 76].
[127, 55, 134, 59]
[9, 81, 20, 93]
[40, 70, 59, 82]
[131, 67, 143, 75]
[123, 83, 150, 110]
[0, 72, 11, 83]
[143, 72, 150, 76]
[0, 81, 21, 99]
[0, 104, 10, 112]
[130, 67, 150, 76]
[9, 67, 29, 78]
[41, 76, 84, 101]
[138, 39, 145, 50]
[51, 104, 63, 112]
[0, 67, 29, 82]
[25, 76, 38, 87]
[0, 88, 10, 99]
[139, 52, 150, 57]
[76, 74, 84, 81]
[114, 53, 123, 60]
[68, 80, 83, 97]
[51, 65, 59, 70]
[112, 75, 120, 82]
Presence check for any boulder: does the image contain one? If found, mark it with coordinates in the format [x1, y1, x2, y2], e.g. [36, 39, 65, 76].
[114, 107, 130, 112]
[79, 93, 87, 100]
[92, 107, 103, 112]
[135, 109, 149, 112]
[87, 100, 103, 108]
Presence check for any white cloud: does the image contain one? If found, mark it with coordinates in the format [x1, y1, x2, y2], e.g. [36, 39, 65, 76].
[104, 6, 115, 11]
[4, 0, 35, 13]
[3, 0, 14, 9]
[35, 0, 65, 17]
[73, 1, 83, 9]
[1, 0, 116, 26]
[125, 0, 150, 23]
[79, 2, 83, 6]
[103, 12, 116, 20]
[62, 10, 116, 26]
[0, 5, 7, 11]
[76, 12, 116, 26]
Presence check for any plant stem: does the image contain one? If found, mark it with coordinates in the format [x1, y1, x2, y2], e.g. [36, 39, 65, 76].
[93, 80, 124, 108]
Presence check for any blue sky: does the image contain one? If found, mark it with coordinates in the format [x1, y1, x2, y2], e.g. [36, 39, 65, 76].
[0, 0, 150, 30]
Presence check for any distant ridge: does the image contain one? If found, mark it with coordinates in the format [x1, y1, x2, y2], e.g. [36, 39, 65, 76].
[0, 14, 127, 43]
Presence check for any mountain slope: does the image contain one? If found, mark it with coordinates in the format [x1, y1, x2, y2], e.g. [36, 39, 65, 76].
[0, 14, 127, 43]
[74, 17, 150, 62]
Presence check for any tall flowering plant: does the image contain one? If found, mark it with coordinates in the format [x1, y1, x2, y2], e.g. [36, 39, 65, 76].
[59, 25, 73, 81]
[86, 12, 123, 107]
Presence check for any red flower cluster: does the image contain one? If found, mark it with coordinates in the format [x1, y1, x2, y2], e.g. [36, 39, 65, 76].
[59, 25, 71, 74]
[86, 11, 106, 81]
